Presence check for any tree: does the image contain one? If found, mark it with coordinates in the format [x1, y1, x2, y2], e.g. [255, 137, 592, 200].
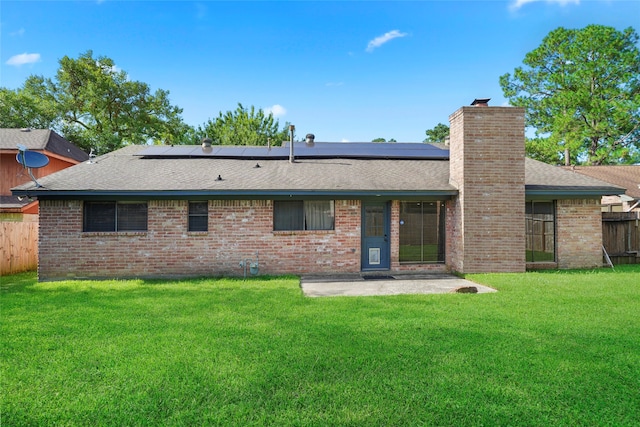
[372, 138, 386, 142]
[0, 86, 58, 129]
[192, 103, 290, 146]
[500, 25, 640, 165]
[423, 123, 449, 144]
[1, 51, 188, 153]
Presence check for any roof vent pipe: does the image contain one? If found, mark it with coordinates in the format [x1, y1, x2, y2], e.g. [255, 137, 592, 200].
[201, 137, 213, 153]
[289, 125, 295, 163]
[305, 133, 315, 147]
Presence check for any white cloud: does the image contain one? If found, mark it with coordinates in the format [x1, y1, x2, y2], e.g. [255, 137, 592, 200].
[341, 138, 350, 143]
[510, 0, 580, 11]
[325, 82, 344, 87]
[10, 28, 25, 37]
[366, 30, 408, 53]
[105, 64, 122, 74]
[265, 104, 286, 117]
[6, 52, 41, 66]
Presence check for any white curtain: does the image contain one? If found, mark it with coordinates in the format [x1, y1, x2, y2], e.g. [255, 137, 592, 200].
[304, 201, 334, 230]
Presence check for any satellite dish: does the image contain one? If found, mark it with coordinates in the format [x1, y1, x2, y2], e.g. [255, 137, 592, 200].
[16, 150, 50, 168]
[16, 145, 49, 188]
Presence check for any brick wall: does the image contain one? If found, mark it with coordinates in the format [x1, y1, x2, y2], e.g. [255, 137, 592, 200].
[448, 106, 526, 273]
[38, 199, 362, 280]
[556, 198, 603, 269]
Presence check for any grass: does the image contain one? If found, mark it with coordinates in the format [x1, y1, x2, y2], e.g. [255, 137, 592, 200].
[399, 244, 442, 263]
[2, 266, 639, 426]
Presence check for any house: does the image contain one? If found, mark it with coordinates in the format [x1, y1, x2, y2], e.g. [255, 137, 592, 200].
[12, 102, 623, 280]
[562, 166, 640, 212]
[1, 128, 89, 221]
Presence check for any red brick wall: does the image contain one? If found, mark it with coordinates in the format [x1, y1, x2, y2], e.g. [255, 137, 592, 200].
[39, 198, 452, 280]
[448, 106, 526, 273]
[38, 199, 363, 280]
[556, 198, 603, 269]
[445, 198, 461, 270]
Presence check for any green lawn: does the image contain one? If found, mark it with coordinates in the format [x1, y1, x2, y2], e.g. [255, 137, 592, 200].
[2, 266, 639, 426]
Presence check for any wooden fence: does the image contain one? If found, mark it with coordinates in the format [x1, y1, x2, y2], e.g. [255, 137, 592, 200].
[1, 221, 38, 275]
[602, 212, 640, 265]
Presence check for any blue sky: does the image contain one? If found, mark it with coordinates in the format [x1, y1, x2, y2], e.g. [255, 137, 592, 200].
[2, 0, 639, 142]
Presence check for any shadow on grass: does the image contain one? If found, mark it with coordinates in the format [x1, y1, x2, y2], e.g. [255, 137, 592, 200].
[0, 271, 38, 293]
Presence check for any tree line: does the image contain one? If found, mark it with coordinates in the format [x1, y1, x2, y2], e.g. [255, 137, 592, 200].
[0, 51, 290, 154]
[2, 24, 638, 164]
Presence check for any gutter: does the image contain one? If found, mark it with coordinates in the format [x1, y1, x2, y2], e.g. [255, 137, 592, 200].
[525, 186, 625, 199]
[11, 189, 459, 201]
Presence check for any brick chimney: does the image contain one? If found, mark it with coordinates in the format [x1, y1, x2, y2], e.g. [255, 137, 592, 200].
[448, 99, 526, 273]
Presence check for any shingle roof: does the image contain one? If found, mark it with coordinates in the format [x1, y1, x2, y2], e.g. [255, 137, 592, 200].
[561, 165, 640, 199]
[0, 129, 89, 163]
[0, 195, 29, 209]
[12, 145, 455, 197]
[525, 158, 624, 196]
[12, 144, 624, 198]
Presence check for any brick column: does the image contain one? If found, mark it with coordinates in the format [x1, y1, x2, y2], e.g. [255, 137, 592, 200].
[448, 105, 526, 273]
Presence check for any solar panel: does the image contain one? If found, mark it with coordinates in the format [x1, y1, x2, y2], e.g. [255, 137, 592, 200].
[135, 146, 173, 156]
[165, 146, 200, 156]
[137, 142, 449, 160]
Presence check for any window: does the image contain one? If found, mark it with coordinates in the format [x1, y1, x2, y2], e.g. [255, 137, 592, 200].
[273, 200, 334, 231]
[399, 201, 445, 263]
[83, 201, 148, 232]
[526, 201, 555, 262]
[365, 205, 385, 237]
[188, 201, 208, 231]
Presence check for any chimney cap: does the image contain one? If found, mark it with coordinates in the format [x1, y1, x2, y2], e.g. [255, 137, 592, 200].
[471, 98, 491, 106]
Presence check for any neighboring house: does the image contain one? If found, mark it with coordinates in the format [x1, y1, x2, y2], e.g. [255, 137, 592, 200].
[563, 166, 640, 212]
[1, 128, 89, 221]
[1, 128, 89, 275]
[13, 103, 623, 280]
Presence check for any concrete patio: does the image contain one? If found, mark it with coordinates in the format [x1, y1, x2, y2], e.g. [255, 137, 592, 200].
[300, 273, 497, 297]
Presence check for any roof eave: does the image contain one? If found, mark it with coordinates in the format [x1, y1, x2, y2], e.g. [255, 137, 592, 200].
[11, 189, 459, 201]
[526, 186, 624, 199]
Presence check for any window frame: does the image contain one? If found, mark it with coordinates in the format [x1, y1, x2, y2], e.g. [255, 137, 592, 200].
[525, 200, 556, 263]
[188, 201, 209, 232]
[398, 200, 446, 264]
[83, 201, 148, 232]
[273, 200, 335, 231]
